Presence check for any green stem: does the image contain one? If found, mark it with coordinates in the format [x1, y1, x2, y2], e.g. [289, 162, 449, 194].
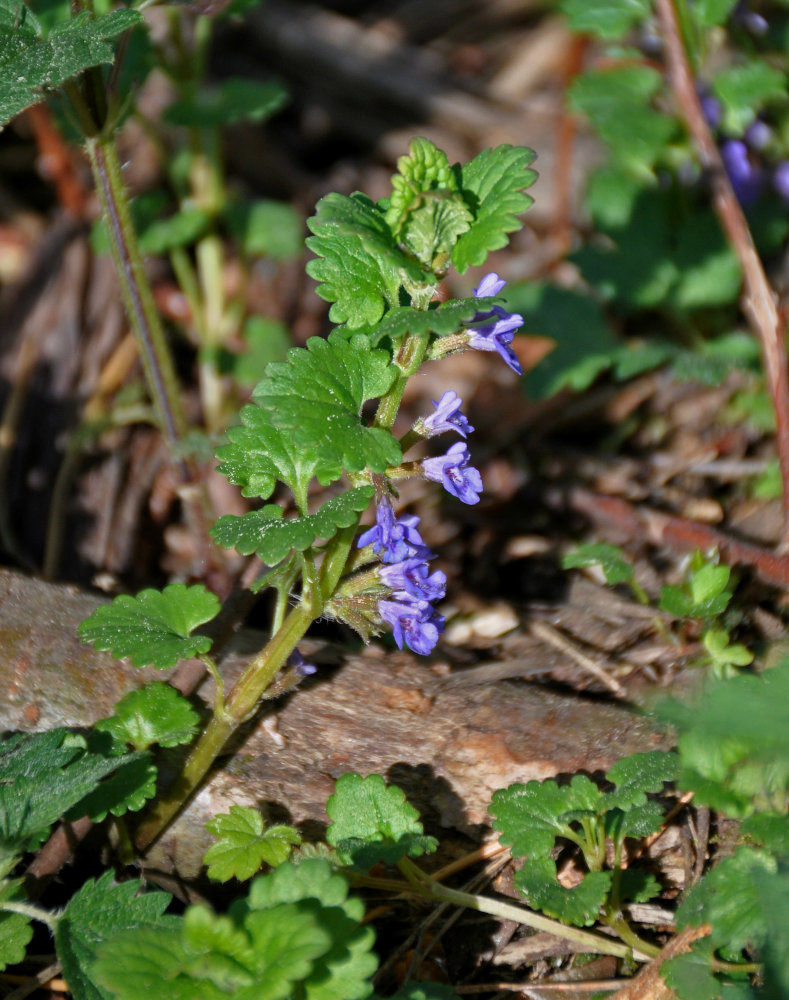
[375, 332, 430, 431]
[602, 909, 660, 960]
[85, 135, 188, 463]
[0, 900, 58, 931]
[427, 881, 655, 963]
[134, 599, 315, 851]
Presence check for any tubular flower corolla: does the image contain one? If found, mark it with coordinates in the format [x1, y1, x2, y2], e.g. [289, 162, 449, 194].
[422, 390, 474, 439]
[467, 272, 524, 375]
[422, 441, 483, 505]
[378, 596, 444, 656]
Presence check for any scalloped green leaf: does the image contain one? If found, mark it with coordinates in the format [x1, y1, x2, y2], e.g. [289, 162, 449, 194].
[77, 584, 220, 670]
[661, 938, 719, 1000]
[244, 860, 377, 1000]
[0, 880, 33, 972]
[0, 730, 142, 855]
[326, 774, 438, 868]
[204, 807, 301, 883]
[93, 902, 332, 1000]
[95, 863, 376, 1000]
[562, 542, 634, 585]
[55, 871, 173, 1000]
[385, 137, 472, 269]
[95, 682, 200, 751]
[568, 67, 676, 174]
[252, 333, 401, 483]
[355, 296, 496, 348]
[247, 859, 353, 912]
[712, 61, 787, 135]
[0, 4, 142, 127]
[67, 751, 157, 822]
[164, 78, 288, 127]
[559, 0, 650, 38]
[490, 775, 601, 859]
[601, 751, 680, 811]
[306, 191, 428, 328]
[211, 487, 374, 562]
[452, 145, 537, 273]
[216, 406, 317, 502]
[514, 857, 611, 927]
[604, 801, 665, 842]
[676, 847, 775, 952]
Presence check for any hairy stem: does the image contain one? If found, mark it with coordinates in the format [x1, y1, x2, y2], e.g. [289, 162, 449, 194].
[85, 135, 188, 465]
[134, 600, 315, 851]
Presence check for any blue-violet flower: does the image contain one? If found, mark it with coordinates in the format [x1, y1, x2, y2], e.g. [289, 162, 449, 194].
[422, 441, 483, 505]
[468, 272, 524, 375]
[379, 557, 447, 602]
[357, 497, 427, 564]
[287, 648, 317, 678]
[378, 596, 444, 656]
[422, 390, 474, 438]
[721, 139, 763, 204]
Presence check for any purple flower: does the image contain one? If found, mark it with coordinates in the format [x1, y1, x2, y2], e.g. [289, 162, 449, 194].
[468, 273, 524, 375]
[732, 1, 768, 35]
[422, 441, 483, 505]
[745, 119, 771, 151]
[774, 161, 789, 201]
[721, 139, 763, 204]
[357, 497, 427, 563]
[422, 390, 474, 438]
[473, 272, 507, 297]
[378, 596, 444, 655]
[287, 648, 317, 678]
[379, 557, 447, 602]
[700, 93, 722, 130]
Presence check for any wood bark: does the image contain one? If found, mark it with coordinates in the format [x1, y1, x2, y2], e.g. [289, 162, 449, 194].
[0, 569, 665, 879]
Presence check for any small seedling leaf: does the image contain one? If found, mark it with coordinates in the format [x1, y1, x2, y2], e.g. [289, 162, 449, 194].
[326, 774, 438, 868]
[490, 775, 601, 859]
[95, 682, 200, 751]
[514, 857, 611, 927]
[204, 807, 301, 882]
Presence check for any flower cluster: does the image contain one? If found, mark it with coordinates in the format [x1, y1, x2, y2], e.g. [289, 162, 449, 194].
[700, 37, 789, 207]
[358, 497, 446, 655]
[353, 273, 523, 655]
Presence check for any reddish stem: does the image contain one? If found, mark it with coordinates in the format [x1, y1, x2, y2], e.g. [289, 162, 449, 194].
[655, 0, 789, 549]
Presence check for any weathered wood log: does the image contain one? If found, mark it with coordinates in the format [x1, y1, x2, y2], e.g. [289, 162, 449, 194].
[0, 569, 665, 879]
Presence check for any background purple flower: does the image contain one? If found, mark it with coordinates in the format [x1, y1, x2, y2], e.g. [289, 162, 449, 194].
[774, 161, 789, 200]
[423, 441, 483, 505]
[721, 139, 763, 204]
